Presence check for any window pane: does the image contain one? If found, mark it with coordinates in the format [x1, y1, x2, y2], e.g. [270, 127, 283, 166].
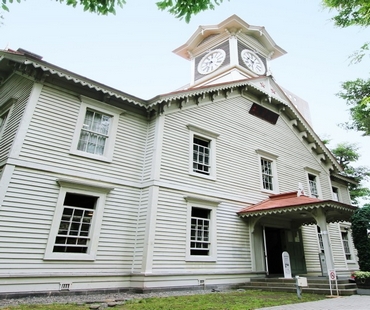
[193, 136, 211, 175]
[77, 109, 111, 156]
[309, 174, 318, 197]
[53, 193, 97, 254]
[261, 158, 273, 190]
[190, 207, 211, 256]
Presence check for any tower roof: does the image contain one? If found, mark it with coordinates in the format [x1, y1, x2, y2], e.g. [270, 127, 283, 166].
[173, 14, 286, 61]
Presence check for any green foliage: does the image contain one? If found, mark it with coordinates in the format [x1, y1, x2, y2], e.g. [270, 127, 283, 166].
[1, 0, 227, 21]
[156, 0, 225, 23]
[322, 0, 370, 27]
[331, 142, 370, 205]
[2, 0, 21, 12]
[56, 0, 126, 15]
[351, 204, 370, 271]
[337, 78, 370, 136]
[349, 42, 370, 65]
[353, 270, 370, 279]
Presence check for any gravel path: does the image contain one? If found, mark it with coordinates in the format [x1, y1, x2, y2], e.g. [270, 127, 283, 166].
[0, 289, 228, 308]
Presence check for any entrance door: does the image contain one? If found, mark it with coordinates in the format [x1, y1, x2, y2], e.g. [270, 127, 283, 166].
[265, 227, 284, 275]
[264, 227, 307, 276]
[285, 229, 307, 275]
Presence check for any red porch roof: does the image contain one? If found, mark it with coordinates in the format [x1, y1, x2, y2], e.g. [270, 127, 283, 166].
[238, 191, 357, 224]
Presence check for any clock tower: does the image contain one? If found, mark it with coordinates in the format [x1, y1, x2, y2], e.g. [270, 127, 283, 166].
[173, 15, 286, 88]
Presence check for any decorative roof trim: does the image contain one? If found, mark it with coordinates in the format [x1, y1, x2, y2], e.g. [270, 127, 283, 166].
[238, 200, 356, 218]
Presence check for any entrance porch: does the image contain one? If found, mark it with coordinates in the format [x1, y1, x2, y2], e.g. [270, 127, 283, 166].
[238, 191, 357, 278]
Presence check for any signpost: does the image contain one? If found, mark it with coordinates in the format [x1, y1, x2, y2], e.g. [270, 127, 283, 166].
[328, 269, 339, 296]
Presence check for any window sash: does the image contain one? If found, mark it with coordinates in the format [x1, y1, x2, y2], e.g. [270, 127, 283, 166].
[341, 232, 351, 260]
[261, 158, 273, 190]
[190, 209, 211, 256]
[193, 137, 211, 175]
[0, 110, 9, 134]
[77, 109, 111, 156]
[309, 175, 319, 197]
[53, 197, 96, 254]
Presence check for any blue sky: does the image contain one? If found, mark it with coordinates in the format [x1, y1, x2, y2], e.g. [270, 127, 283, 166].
[1, 0, 370, 196]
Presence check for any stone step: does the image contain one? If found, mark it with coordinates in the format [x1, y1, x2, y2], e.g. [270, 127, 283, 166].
[241, 285, 357, 296]
[240, 278, 357, 296]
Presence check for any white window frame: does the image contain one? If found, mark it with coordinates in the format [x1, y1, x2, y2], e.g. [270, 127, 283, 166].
[185, 195, 219, 262]
[305, 168, 321, 198]
[187, 125, 218, 180]
[332, 186, 339, 201]
[44, 178, 114, 261]
[70, 96, 123, 162]
[256, 149, 279, 193]
[0, 98, 16, 140]
[340, 226, 355, 262]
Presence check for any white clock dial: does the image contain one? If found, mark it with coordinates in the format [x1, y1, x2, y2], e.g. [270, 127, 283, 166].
[241, 50, 266, 75]
[197, 49, 226, 75]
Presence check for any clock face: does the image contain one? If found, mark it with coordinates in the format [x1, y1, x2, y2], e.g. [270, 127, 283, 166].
[197, 49, 226, 75]
[241, 50, 266, 75]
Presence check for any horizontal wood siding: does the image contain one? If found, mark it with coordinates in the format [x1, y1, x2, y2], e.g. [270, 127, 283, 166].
[151, 188, 251, 273]
[160, 96, 332, 203]
[19, 85, 147, 183]
[302, 225, 321, 274]
[142, 118, 157, 182]
[329, 223, 347, 270]
[130, 188, 150, 273]
[0, 167, 139, 276]
[0, 75, 33, 163]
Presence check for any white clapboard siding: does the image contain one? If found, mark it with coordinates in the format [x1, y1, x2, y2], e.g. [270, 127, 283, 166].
[329, 223, 348, 270]
[142, 118, 158, 182]
[151, 188, 251, 273]
[18, 85, 147, 183]
[301, 225, 322, 274]
[160, 96, 332, 203]
[0, 166, 141, 277]
[0, 75, 33, 163]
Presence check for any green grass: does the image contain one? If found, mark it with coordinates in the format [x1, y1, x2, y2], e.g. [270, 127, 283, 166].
[1, 290, 326, 310]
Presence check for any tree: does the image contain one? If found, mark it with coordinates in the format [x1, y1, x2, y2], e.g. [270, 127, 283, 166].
[330, 142, 370, 205]
[322, 0, 370, 134]
[351, 204, 370, 271]
[322, 0, 370, 27]
[1, 0, 226, 22]
[337, 79, 370, 135]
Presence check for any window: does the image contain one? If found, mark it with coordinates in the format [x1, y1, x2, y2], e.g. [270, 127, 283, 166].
[256, 149, 279, 193]
[0, 110, 9, 135]
[190, 207, 211, 256]
[308, 174, 319, 198]
[70, 96, 122, 162]
[53, 193, 97, 254]
[185, 195, 219, 262]
[317, 226, 324, 253]
[341, 230, 352, 260]
[77, 109, 112, 156]
[193, 136, 210, 175]
[44, 178, 113, 261]
[261, 158, 274, 191]
[332, 187, 339, 201]
[187, 125, 218, 180]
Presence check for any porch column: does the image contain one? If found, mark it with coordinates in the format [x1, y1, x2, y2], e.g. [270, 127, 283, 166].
[314, 208, 334, 272]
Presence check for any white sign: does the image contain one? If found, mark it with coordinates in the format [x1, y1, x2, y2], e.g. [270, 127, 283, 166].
[329, 269, 336, 280]
[282, 251, 292, 278]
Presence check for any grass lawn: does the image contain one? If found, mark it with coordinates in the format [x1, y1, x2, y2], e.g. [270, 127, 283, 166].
[1, 290, 326, 310]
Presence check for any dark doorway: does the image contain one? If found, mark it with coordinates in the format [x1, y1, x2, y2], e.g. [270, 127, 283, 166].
[264, 227, 307, 276]
[265, 227, 284, 275]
